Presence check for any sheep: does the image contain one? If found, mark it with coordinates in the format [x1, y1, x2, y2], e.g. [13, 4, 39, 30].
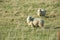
[27, 16, 44, 28]
[37, 8, 46, 16]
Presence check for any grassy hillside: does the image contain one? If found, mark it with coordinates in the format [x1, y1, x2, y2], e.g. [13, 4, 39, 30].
[0, 0, 60, 40]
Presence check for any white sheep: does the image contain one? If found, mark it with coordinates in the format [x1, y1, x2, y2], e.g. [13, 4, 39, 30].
[37, 8, 46, 16]
[27, 16, 44, 28]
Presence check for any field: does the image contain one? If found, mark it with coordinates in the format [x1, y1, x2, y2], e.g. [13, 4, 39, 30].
[0, 0, 60, 40]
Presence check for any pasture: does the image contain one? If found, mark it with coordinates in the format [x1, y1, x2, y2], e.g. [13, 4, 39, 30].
[0, 0, 60, 40]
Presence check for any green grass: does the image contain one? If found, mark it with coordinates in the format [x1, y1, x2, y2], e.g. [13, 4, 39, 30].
[0, 0, 60, 40]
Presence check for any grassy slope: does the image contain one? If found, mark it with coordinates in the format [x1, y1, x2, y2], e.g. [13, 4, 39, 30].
[0, 0, 60, 40]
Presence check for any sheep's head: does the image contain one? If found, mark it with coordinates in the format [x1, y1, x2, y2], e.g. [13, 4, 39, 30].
[40, 9, 46, 15]
[27, 16, 34, 23]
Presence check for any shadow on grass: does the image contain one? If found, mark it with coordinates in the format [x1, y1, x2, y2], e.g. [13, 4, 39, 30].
[54, 27, 60, 29]
[44, 26, 50, 29]
[45, 15, 56, 18]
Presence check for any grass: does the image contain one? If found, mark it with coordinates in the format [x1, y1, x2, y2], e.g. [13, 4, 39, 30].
[0, 0, 60, 40]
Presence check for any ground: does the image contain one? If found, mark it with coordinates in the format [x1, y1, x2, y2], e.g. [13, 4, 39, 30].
[0, 0, 60, 40]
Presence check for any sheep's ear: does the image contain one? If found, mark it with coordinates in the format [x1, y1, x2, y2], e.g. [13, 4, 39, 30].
[40, 9, 41, 12]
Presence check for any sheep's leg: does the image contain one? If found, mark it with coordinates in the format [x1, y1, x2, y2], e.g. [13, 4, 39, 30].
[31, 23, 35, 27]
[38, 23, 41, 28]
